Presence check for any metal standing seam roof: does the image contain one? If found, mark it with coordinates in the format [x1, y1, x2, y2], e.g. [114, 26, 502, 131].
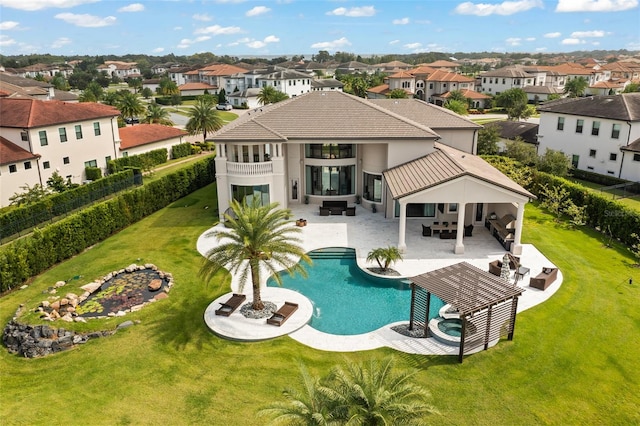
[211, 91, 441, 142]
[410, 262, 523, 316]
[383, 142, 535, 200]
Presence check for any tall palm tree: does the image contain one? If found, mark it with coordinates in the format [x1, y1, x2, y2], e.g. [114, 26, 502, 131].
[185, 96, 224, 141]
[117, 91, 145, 124]
[257, 85, 277, 105]
[144, 102, 174, 126]
[200, 199, 310, 310]
[258, 363, 339, 425]
[158, 77, 179, 96]
[327, 357, 439, 425]
[564, 77, 588, 98]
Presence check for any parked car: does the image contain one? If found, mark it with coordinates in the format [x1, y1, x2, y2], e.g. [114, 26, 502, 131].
[216, 103, 233, 111]
[124, 117, 140, 124]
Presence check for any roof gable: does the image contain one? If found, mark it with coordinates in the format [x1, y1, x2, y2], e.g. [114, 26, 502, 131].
[0, 136, 40, 165]
[368, 98, 482, 129]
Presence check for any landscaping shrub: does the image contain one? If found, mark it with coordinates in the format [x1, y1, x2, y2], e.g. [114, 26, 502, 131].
[0, 157, 216, 292]
[171, 142, 193, 159]
[85, 167, 102, 181]
[107, 148, 168, 173]
[571, 169, 640, 193]
[0, 170, 138, 240]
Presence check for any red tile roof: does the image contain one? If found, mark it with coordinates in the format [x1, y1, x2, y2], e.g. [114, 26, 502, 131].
[119, 124, 187, 150]
[178, 82, 217, 90]
[426, 69, 475, 82]
[0, 98, 120, 128]
[0, 136, 40, 165]
[440, 89, 490, 100]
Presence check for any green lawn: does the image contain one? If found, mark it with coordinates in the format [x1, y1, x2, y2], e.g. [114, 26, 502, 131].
[567, 177, 640, 212]
[1, 186, 638, 425]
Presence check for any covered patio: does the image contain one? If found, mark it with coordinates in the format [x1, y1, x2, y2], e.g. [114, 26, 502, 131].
[384, 144, 535, 255]
[409, 262, 524, 362]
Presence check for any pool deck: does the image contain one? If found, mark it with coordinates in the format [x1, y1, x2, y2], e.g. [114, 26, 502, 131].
[198, 204, 563, 355]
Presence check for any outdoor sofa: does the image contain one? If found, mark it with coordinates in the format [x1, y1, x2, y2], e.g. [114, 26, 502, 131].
[529, 267, 558, 290]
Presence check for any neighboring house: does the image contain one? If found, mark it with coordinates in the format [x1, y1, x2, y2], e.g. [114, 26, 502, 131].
[488, 120, 540, 152]
[436, 89, 491, 109]
[227, 87, 262, 109]
[479, 68, 537, 95]
[0, 72, 78, 102]
[335, 61, 372, 74]
[0, 98, 121, 207]
[15, 63, 74, 79]
[588, 80, 626, 96]
[310, 78, 344, 92]
[178, 82, 217, 97]
[141, 78, 161, 94]
[537, 93, 640, 181]
[118, 124, 188, 158]
[425, 70, 476, 104]
[186, 64, 248, 94]
[0, 136, 42, 204]
[210, 91, 533, 255]
[420, 60, 460, 72]
[522, 85, 564, 103]
[97, 61, 141, 79]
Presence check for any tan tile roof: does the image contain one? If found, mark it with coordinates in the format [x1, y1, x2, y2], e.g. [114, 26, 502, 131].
[0, 136, 40, 165]
[178, 82, 217, 90]
[421, 60, 460, 68]
[119, 124, 188, 149]
[409, 66, 437, 75]
[0, 98, 120, 128]
[384, 142, 534, 200]
[368, 98, 481, 130]
[211, 91, 440, 142]
[388, 71, 415, 79]
[440, 89, 491, 100]
[426, 69, 475, 82]
[367, 84, 390, 94]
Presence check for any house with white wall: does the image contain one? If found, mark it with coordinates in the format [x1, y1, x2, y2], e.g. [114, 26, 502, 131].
[118, 124, 188, 158]
[537, 93, 640, 182]
[97, 61, 141, 79]
[479, 68, 537, 95]
[0, 98, 121, 207]
[210, 91, 533, 255]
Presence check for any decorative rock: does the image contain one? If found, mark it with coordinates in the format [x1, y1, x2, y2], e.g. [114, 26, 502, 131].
[60, 298, 69, 306]
[125, 264, 137, 273]
[115, 311, 126, 317]
[72, 335, 84, 344]
[148, 279, 162, 291]
[50, 301, 60, 311]
[74, 317, 86, 323]
[54, 281, 66, 288]
[41, 301, 50, 308]
[153, 292, 168, 301]
[80, 282, 101, 293]
[117, 320, 134, 330]
[66, 306, 76, 313]
[130, 304, 144, 312]
[60, 314, 73, 322]
[49, 289, 57, 294]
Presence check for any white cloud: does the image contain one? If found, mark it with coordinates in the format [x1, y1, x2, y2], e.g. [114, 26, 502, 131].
[51, 37, 71, 48]
[55, 13, 116, 27]
[526, 37, 536, 41]
[404, 42, 422, 49]
[0, 34, 17, 46]
[544, 31, 562, 38]
[389, 39, 400, 45]
[506, 37, 521, 46]
[246, 6, 270, 17]
[393, 17, 410, 25]
[454, 0, 543, 16]
[215, 0, 247, 3]
[0, 0, 99, 11]
[264, 35, 279, 43]
[571, 30, 607, 37]
[174, 26, 182, 31]
[535, 47, 548, 51]
[310, 37, 351, 50]
[193, 13, 212, 21]
[152, 47, 165, 53]
[556, 0, 638, 12]
[247, 40, 266, 48]
[118, 3, 144, 12]
[243, 35, 279, 48]
[0, 21, 19, 30]
[194, 25, 242, 35]
[326, 6, 376, 17]
[177, 35, 212, 48]
[561, 38, 585, 44]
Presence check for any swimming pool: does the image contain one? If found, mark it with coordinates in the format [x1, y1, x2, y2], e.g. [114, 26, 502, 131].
[267, 248, 445, 335]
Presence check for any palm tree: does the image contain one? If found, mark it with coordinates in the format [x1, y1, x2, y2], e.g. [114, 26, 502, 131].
[366, 246, 403, 272]
[117, 91, 145, 124]
[327, 357, 439, 425]
[200, 199, 310, 310]
[257, 85, 277, 105]
[185, 96, 224, 141]
[564, 77, 588, 98]
[144, 102, 174, 126]
[158, 77, 179, 96]
[258, 363, 339, 425]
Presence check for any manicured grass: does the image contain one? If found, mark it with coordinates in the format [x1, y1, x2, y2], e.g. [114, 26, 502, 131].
[567, 177, 640, 212]
[1, 188, 638, 425]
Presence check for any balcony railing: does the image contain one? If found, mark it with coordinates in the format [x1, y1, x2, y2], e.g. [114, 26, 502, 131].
[227, 161, 273, 176]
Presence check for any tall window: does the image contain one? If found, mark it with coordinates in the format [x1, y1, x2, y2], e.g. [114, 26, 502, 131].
[305, 165, 355, 196]
[571, 155, 579, 168]
[84, 160, 97, 168]
[305, 144, 354, 159]
[362, 172, 382, 202]
[395, 202, 436, 218]
[589, 149, 596, 158]
[611, 124, 621, 139]
[39, 130, 48, 146]
[576, 119, 584, 133]
[557, 117, 565, 131]
[231, 184, 269, 206]
[75, 125, 83, 139]
[93, 122, 101, 136]
[592, 121, 600, 136]
[59, 127, 67, 142]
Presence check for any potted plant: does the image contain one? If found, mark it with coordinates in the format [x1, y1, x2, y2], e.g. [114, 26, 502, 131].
[304, 195, 309, 204]
[355, 195, 361, 204]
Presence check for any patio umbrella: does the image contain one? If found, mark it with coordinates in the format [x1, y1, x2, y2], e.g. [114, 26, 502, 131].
[500, 253, 511, 282]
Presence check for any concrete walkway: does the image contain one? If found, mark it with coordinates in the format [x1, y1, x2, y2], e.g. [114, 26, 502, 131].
[199, 204, 562, 354]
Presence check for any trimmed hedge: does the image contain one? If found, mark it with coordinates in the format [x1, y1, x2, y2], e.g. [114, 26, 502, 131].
[85, 167, 102, 181]
[171, 142, 193, 159]
[571, 169, 640, 194]
[0, 157, 216, 292]
[0, 170, 139, 240]
[107, 148, 168, 173]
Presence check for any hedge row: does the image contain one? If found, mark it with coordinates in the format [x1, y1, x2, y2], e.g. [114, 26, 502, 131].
[107, 148, 168, 173]
[0, 157, 216, 292]
[171, 142, 193, 159]
[0, 170, 138, 239]
[571, 169, 640, 194]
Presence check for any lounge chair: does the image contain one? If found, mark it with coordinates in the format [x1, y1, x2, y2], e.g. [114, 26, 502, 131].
[266, 301, 299, 326]
[215, 293, 246, 316]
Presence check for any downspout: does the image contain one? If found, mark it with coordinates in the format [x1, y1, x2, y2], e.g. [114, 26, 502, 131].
[618, 121, 632, 178]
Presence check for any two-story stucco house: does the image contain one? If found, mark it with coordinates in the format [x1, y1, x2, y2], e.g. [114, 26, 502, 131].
[0, 98, 121, 206]
[210, 91, 534, 255]
[537, 93, 640, 182]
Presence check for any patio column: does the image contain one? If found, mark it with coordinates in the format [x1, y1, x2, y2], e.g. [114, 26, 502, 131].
[454, 202, 466, 254]
[512, 202, 525, 255]
[398, 200, 407, 253]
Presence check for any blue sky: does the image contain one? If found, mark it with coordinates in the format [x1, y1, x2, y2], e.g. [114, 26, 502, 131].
[0, 0, 638, 57]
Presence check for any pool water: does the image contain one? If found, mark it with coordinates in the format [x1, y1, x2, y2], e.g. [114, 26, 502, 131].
[267, 248, 445, 335]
